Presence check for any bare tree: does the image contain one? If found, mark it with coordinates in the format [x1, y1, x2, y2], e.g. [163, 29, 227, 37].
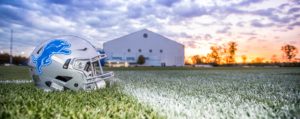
[208, 46, 221, 64]
[281, 44, 298, 61]
[227, 41, 238, 63]
[220, 45, 228, 64]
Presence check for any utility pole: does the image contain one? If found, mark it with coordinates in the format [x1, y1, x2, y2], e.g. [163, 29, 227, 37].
[10, 29, 13, 65]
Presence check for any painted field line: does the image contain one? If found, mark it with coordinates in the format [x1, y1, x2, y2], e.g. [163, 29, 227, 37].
[0, 80, 32, 84]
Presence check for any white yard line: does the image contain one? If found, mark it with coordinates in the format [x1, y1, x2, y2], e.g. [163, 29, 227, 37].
[0, 80, 32, 84]
[123, 84, 274, 119]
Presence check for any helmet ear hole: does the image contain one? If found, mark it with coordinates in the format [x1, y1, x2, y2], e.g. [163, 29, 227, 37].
[74, 83, 78, 87]
[45, 81, 52, 87]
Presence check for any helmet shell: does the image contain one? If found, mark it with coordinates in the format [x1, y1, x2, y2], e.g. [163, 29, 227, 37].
[28, 35, 107, 91]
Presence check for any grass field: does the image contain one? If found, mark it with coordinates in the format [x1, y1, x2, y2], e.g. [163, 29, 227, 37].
[0, 66, 300, 118]
[0, 66, 31, 80]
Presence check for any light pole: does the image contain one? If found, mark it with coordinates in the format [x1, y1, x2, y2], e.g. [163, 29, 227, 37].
[10, 29, 13, 65]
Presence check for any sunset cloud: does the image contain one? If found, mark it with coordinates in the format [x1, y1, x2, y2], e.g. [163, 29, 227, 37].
[0, 0, 299, 60]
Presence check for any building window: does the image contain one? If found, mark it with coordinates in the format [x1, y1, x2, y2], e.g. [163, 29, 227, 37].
[143, 33, 148, 38]
[138, 49, 142, 52]
[149, 49, 152, 53]
[160, 49, 163, 53]
[126, 57, 135, 61]
[112, 57, 122, 60]
[128, 49, 131, 52]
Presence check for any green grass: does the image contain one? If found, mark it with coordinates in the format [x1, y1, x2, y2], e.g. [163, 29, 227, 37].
[1, 66, 300, 118]
[0, 66, 163, 119]
[0, 66, 31, 80]
[0, 83, 163, 119]
[118, 68, 300, 118]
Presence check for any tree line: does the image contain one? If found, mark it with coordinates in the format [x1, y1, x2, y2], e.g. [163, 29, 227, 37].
[0, 53, 28, 65]
[188, 42, 299, 66]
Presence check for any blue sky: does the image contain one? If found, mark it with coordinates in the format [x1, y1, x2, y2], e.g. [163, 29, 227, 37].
[0, 0, 299, 60]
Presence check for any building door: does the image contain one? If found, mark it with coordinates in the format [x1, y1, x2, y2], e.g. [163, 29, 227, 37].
[161, 62, 166, 67]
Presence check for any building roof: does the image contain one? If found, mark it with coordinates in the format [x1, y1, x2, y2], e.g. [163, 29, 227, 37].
[104, 29, 184, 47]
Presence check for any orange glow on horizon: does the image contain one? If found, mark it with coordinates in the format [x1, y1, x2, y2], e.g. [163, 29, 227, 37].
[184, 47, 297, 64]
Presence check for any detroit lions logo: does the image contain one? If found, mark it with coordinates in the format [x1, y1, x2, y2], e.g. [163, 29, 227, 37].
[32, 39, 71, 74]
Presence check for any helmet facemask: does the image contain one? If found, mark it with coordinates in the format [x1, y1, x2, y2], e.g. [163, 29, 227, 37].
[72, 54, 114, 90]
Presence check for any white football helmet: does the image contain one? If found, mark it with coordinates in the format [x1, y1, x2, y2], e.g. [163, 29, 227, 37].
[28, 35, 114, 91]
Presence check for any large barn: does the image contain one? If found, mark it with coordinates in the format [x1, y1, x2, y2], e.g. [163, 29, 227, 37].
[103, 29, 184, 66]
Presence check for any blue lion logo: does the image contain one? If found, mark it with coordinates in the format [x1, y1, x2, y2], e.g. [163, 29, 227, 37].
[32, 39, 71, 74]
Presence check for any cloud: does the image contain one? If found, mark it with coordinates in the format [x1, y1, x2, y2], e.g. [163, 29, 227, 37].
[288, 7, 300, 14]
[216, 26, 230, 34]
[0, 0, 299, 57]
[289, 40, 297, 44]
[156, 0, 181, 7]
[236, 22, 245, 27]
[293, 0, 300, 5]
[242, 8, 292, 24]
[174, 3, 208, 17]
[247, 36, 256, 41]
[240, 32, 257, 36]
[179, 32, 193, 39]
[0, 0, 28, 8]
[218, 6, 295, 25]
[0, 5, 29, 27]
[46, 0, 72, 5]
[184, 40, 198, 48]
[251, 20, 274, 28]
[290, 22, 300, 27]
[224, 7, 247, 14]
[252, 8, 275, 17]
[204, 34, 212, 41]
[288, 22, 300, 30]
[127, 5, 144, 19]
[234, 0, 263, 6]
[279, 3, 290, 9]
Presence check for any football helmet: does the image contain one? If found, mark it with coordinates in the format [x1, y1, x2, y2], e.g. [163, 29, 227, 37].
[28, 35, 114, 91]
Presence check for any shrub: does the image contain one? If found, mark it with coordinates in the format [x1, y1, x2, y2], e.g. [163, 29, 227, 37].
[137, 55, 145, 65]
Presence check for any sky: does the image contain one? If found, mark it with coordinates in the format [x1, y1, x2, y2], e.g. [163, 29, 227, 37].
[0, 0, 300, 62]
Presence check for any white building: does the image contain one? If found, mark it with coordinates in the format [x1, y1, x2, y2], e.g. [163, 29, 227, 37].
[103, 29, 185, 66]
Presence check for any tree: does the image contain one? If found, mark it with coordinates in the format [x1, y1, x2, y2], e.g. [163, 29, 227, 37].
[281, 44, 298, 61]
[0, 53, 10, 64]
[191, 55, 202, 64]
[200, 56, 207, 63]
[217, 44, 228, 64]
[208, 46, 221, 64]
[137, 55, 145, 65]
[241, 55, 247, 64]
[184, 60, 192, 65]
[227, 41, 238, 63]
[0, 53, 28, 65]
